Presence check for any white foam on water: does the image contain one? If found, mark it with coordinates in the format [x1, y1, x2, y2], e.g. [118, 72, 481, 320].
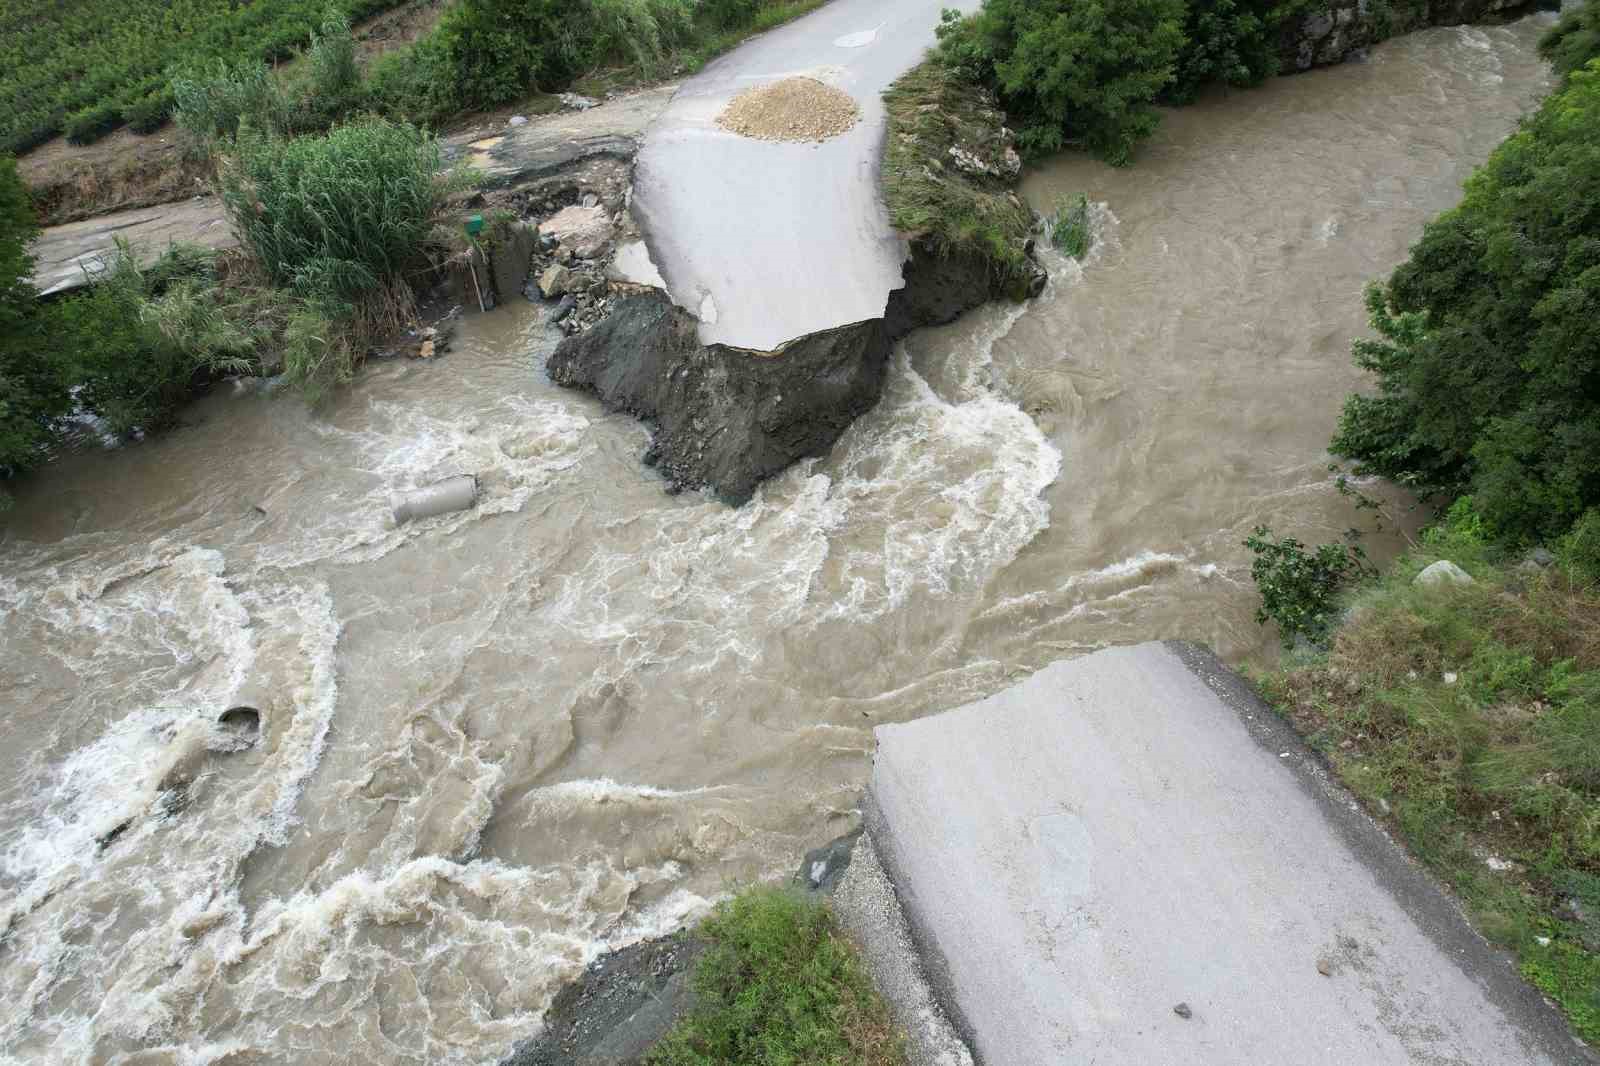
[255, 394, 593, 571]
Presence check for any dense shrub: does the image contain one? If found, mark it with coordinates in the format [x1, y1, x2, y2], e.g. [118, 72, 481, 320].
[1165, 0, 1304, 104]
[220, 119, 469, 397]
[1332, 60, 1600, 546]
[40, 244, 254, 437]
[1540, 0, 1600, 84]
[936, 0, 1186, 165]
[64, 101, 125, 146]
[427, 0, 571, 112]
[0, 157, 72, 489]
[222, 119, 462, 295]
[172, 60, 293, 148]
[1244, 525, 1373, 646]
[125, 90, 176, 135]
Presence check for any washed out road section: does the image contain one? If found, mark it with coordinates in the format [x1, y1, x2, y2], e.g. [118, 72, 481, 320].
[868, 642, 1591, 1065]
[631, 0, 976, 352]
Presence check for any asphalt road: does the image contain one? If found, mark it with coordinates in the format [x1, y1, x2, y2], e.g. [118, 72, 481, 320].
[631, 0, 975, 352]
[868, 642, 1594, 1065]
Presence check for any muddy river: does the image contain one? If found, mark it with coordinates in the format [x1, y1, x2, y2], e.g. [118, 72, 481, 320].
[0, 18, 1553, 1064]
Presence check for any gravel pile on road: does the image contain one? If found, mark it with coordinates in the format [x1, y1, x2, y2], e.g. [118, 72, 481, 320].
[715, 77, 860, 142]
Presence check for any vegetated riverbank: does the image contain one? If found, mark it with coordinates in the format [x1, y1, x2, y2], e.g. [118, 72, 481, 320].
[1241, 18, 1600, 1042]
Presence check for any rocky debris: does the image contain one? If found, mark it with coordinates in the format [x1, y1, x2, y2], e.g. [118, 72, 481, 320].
[715, 77, 860, 143]
[508, 115, 529, 127]
[540, 204, 614, 260]
[795, 828, 863, 895]
[1173, 1002, 1193, 1019]
[948, 140, 1022, 179]
[499, 933, 706, 1066]
[559, 91, 599, 111]
[1415, 560, 1475, 588]
[539, 264, 574, 298]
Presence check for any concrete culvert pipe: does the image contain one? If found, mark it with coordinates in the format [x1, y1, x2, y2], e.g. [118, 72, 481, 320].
[392, 474, 478, 526]
[218, 684, 268, 741]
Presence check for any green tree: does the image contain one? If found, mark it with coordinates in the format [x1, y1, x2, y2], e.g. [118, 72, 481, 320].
[1540, 0, 1600, 84]
[0, 156, 73, 487]
[937, 0, 1186, 165]
[1332, 60, 1600, 545]
[1165, 0, 1304, 105]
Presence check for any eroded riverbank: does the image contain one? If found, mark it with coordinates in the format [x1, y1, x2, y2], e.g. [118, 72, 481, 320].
[0, 17, 1557, 1064]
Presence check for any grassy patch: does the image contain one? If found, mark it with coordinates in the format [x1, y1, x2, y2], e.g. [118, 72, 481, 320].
[1051, 193, 1091, 259]
[1253, 534, 1600, 1041]
[646, 887, 905, 1066]
[882, 60, 1036, 294]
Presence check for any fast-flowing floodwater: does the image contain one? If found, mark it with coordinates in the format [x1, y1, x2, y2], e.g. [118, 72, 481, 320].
[0, 19, 1554, 1065]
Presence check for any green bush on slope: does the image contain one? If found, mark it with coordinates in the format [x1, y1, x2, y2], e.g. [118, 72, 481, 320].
[1331, 59, 1600, 546]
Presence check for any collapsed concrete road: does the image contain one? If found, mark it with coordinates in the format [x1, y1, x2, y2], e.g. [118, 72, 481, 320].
[867, 642, 1594, 1065]
[632, 0, 979, 351]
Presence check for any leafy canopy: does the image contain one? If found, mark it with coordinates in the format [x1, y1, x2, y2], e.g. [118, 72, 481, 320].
[937, 0, 1187, 165]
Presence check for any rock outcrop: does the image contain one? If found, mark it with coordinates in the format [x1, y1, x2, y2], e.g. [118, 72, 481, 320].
[1279, 0, 1533, 70]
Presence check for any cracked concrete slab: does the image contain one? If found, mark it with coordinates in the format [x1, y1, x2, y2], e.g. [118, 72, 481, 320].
[631, 0, 978, 352]
[867, 641, 1595, 1066]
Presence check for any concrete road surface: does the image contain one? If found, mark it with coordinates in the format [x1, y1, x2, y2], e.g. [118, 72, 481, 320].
[632, 0, 976, 352]
[868, 641, 1593, 1066]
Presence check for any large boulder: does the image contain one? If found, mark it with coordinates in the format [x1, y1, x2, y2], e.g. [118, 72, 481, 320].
[1415, 560, 1474, 588]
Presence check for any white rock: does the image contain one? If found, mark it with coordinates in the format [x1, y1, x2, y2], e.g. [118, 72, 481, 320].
[538, 204, 613, 260]
[1414, 560, 1474, 588]
[507, 115, 529, 127]
[1443, 672, 1458, 686]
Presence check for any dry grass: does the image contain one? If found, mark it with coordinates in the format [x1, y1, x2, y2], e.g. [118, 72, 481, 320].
[881, 59, 1034, 292]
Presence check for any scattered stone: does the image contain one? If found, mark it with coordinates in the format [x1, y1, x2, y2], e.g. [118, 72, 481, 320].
[715, 77, 860, 143]
[418, 339, 435, 358]
[1317, 958, 1334, 976]
[582, 192, 599, 208]
[507, 115, 528, 127]
[552, 294, 577, 322]
[1414, 560, 1474, 588]
[1529, 546, 1556, 567]
[1444, 671, 1459, 685]
[558, 91, 598, 111]
[539, 264, 573, 298]
[1173, 1002, 1193, 1019]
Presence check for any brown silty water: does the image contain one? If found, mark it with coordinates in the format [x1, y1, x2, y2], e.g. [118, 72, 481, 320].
[0, 19, 1554, 1064]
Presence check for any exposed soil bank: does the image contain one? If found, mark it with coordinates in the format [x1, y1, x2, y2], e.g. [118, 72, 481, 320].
[547, 240, 1032, 504]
